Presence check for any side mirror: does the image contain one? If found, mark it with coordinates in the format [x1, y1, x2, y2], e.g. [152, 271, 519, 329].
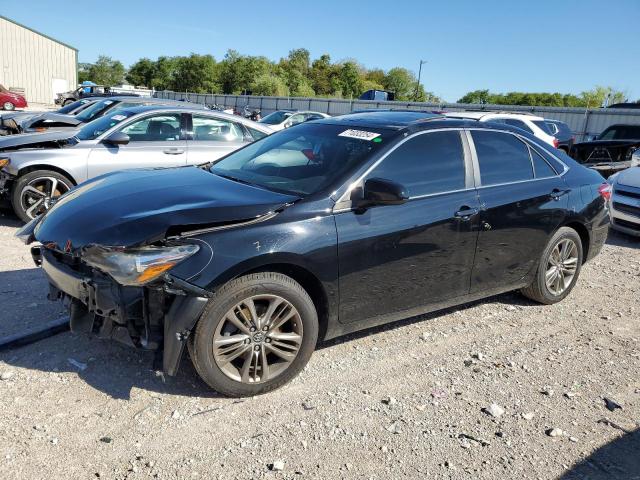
[103, 131, 130, 146]
[352, 178, 409, 211]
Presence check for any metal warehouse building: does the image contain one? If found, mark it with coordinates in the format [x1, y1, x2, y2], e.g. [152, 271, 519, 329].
[0, 15, 77, 105]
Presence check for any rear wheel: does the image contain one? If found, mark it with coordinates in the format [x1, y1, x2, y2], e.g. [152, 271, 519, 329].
[11, 170, 73, 222]
[189, 272, 318, 397]
[2, 101, 15, 111]
[521, 227, 583, 304]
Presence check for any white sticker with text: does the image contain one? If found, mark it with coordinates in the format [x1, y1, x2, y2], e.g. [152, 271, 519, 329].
[338, 129, 381, 141]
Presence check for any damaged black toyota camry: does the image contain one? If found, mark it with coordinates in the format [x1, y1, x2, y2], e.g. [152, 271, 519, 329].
[18, 111, 609, 397]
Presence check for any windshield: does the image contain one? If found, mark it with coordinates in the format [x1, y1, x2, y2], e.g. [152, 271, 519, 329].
[598, 125, 640, 140]
[260, 111, 293, 125]
[210, 123, 394, 196]
[76, 110, 136, 141]
[532, 120, 552, 135]
[74, 99, 119, 123]
[57, 99, 91, 115]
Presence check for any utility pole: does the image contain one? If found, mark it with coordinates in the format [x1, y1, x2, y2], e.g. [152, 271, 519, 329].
[414, 60, 427, 101]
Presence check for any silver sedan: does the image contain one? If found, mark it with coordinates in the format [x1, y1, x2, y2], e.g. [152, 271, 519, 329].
[0, 105, 273, 221]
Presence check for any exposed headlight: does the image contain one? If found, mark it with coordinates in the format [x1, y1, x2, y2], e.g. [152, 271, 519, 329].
[82, 244, 199, 286]
[0, 157, 9, 170]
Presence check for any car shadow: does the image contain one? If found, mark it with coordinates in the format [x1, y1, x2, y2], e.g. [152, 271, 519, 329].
[606, 228, 639, 248]
[0, 207, 21, 227]
[0, 330, 221, 400]
[559, 428, 640, 480]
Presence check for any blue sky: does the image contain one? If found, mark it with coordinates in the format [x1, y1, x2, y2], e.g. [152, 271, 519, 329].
[2, 0, 638, 102]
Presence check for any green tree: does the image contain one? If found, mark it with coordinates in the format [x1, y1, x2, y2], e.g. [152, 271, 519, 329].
[580, 86, 626, 107]
[251, 73, 289, 96]
[383, 67, 418, 101]
[219, 50, 271, 94]
[126, 58, 156, 87]
[170, 54, 219, 93]
[279, 48, 311, 95]
[310, 54, 337, 96]
[458, 89, 492, 104]
[85, 55, 125, 86]
[338, 62, 363, 99]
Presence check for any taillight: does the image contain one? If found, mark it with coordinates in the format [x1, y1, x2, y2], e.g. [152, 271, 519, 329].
[553, 137, 560, 149]
[598, 183, 612, 201]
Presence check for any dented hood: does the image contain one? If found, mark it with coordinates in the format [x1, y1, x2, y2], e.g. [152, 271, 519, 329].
[0, 130, 78, 151]
[34, 166, 299, 250]
[21, 112, 83, 129]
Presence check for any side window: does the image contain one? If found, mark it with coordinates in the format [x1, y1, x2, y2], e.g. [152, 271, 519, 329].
[546, 122, 559, 135]
[530, 148, 558, 177]
[192, 116, 244, 142]
[120, 114, 182, 142]
[369, 131, 466, 197]
[289, 114, 306, 126]
[503, 119, 534, 134]
[472, 130, 533, 185]
[247, 127, 269, 141]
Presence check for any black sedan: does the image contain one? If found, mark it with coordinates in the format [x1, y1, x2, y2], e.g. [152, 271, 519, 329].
[19, 111, 609, 397]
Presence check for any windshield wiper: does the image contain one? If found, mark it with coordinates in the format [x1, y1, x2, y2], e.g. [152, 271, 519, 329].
[213, 172, 259, 188]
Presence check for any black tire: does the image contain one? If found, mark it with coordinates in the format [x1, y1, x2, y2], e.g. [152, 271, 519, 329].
[2, 101, 15, 111]
[189, 272, 318, 397]
[11, 170, 74, 222]
[63, 99, 75, 106]
[521, 227, 583, 304]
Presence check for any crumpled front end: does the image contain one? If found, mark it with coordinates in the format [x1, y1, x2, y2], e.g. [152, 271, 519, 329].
[30, 243, 210, 376]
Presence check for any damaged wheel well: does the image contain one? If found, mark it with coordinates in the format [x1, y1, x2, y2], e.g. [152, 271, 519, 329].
[244, 263, 329, 342]
[18, 165, 77, 185]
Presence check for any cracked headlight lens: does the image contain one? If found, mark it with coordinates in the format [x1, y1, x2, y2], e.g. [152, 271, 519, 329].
[83, 244, 199, 286]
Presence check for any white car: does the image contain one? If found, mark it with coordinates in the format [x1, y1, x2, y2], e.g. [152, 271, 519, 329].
[444, 111, 558, 148]
[259, 110, 330, 131]
[607, 162, 640, 237]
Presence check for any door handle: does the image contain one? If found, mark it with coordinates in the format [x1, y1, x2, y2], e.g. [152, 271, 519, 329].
[550, 188, 569, 201]
[454, 206, 479, 220]
[163, 148, 185, 155]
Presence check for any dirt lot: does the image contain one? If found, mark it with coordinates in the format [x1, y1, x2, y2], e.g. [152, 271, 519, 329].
[0, 209, 639, 480]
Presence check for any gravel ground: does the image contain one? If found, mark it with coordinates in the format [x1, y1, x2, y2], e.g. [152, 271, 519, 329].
[0, 211, 638, 480]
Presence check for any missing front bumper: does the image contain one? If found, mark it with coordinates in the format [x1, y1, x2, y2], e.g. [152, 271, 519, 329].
[37, 247, 209, 376]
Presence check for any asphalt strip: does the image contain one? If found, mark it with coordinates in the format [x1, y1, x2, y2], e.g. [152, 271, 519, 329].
[0, 316, 69, 352]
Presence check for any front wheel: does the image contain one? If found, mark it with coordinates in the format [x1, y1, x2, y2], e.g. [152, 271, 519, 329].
[11, 170, 73, 222]
[63, 99, 74, 106]
[521, 227, 583, 304]
[189, 272, 318, 397]
[2, 101, 15, 111]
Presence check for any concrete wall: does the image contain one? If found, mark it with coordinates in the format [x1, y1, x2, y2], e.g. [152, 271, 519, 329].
[0, 16, 77, 105]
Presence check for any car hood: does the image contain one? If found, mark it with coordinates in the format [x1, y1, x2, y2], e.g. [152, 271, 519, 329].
[0, 130, 78, 151]
[33, 166, 299, 250]
[616, 166, 640, 188]
[21, 112, 81, 129]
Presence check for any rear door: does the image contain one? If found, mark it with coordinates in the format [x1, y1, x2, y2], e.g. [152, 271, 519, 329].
[185, 114, 249, 165]
[468, 129, 568, 293]
[336, 129, 481, 325]
[87, 112, 187, 178]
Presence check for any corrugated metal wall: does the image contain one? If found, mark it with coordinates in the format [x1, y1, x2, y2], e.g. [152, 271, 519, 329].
[0, 16, 77, 105]
[156, 90, 640, 142]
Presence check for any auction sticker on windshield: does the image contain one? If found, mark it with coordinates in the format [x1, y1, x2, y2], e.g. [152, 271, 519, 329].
[111, 114, 127, 121]
[338, 129, 381, 141]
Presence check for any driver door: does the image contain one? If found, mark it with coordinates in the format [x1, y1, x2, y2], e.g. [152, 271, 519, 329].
[87, 112, 187, 178]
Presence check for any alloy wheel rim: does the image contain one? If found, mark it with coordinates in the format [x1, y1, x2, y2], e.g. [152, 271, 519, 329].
[20, 177, 71, 219]
[3, 102, 14, 110]
[212, 294, 303, 384]
[545, 238, 578, 295]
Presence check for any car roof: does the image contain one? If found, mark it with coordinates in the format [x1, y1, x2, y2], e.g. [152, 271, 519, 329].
[314, 111, 549, 139]
[444, 111, 544, 121]
[111, 105, 273, 131]
[319, 110, 444, 129]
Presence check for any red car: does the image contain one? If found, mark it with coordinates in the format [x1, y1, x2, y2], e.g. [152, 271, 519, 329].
[0, 84, 27, 110]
